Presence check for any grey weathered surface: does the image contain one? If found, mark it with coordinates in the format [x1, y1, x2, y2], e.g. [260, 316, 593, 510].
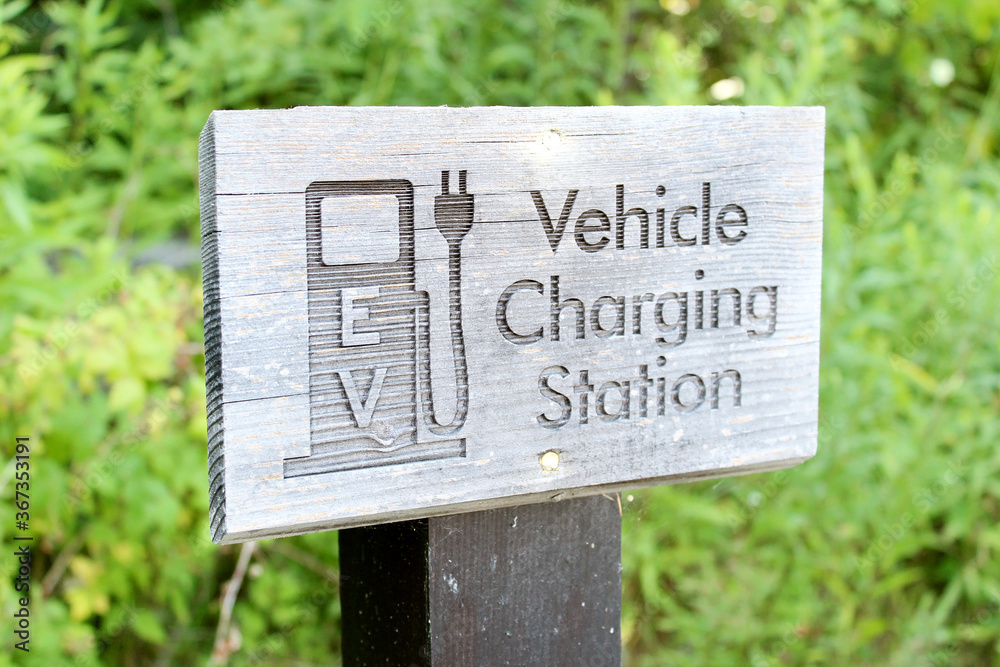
[340, 495, 621, 666]
[200, 106, 825, 544]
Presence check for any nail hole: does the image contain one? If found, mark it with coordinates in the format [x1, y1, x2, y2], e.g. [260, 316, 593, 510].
[541, 129, 562, 150]
[540, 450, 560, 471]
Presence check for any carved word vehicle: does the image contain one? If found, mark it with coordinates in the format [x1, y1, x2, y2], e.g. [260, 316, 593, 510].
[200, 106, 824, 543]
[531, 182, 749, 254]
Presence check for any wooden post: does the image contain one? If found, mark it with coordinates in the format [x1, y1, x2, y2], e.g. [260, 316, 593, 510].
[341, 495, 621, 666]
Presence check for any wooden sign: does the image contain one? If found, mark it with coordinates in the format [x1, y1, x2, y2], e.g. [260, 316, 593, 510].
[200, 106, 824, 544]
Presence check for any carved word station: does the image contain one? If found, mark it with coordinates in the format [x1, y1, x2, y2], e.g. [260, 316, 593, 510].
[201, 106, 825, 544]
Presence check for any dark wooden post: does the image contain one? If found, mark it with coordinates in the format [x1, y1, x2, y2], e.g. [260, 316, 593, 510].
[340, 495, 622, 666]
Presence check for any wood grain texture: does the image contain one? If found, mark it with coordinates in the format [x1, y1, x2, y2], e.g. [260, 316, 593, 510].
[200, 106, 825, 544]
[340, 495, 621, 666]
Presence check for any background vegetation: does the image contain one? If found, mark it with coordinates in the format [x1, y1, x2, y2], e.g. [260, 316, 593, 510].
[1, 0, 998, 664]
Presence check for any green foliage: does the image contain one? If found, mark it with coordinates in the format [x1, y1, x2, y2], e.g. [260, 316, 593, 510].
[0, 0, 997, 664]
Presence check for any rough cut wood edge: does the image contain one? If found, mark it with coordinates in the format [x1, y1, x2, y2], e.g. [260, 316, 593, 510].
[200, 114, 227, 543]
[217, 454, 809, 544]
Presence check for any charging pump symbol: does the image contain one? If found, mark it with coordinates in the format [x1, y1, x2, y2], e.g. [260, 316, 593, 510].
[284, 171, 473, 477]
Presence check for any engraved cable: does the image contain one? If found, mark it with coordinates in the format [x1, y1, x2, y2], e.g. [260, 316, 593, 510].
[417, 246, 469, 436]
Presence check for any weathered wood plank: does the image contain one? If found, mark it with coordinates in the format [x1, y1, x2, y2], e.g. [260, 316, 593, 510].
[340, 494, 621, 666]
[201, 106, 824, 544]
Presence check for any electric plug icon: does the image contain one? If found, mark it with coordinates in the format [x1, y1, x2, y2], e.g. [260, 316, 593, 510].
[426, 169, 472, 437]
[434, 170, 474, 247]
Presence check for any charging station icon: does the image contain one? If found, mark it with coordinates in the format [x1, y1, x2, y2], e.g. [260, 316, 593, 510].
[283, 171, 473, 477]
